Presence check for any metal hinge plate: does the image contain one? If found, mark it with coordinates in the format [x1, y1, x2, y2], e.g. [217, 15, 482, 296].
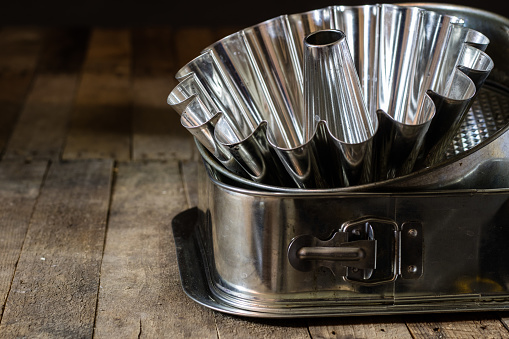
[288, 218, 422, 284]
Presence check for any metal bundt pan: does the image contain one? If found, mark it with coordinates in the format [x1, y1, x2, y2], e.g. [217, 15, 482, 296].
[170, 4, 509, 318]
[168, 3, 508, 192]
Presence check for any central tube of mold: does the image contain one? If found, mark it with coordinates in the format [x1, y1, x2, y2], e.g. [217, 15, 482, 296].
[303, 29, 374, 144]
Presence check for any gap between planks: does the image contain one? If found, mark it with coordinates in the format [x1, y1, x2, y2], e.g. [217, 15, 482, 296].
[0, 28, 45, 156]
[1, 25, 508, 338]
[94, 160, 218, 338]
[0, 159, 113, 338]
[1, 159, 507, 338]
[61, 27, 197, 162]
[0, 160, 48, 321]
[62, 28, 133, 161]
[2, 28, 89, 162]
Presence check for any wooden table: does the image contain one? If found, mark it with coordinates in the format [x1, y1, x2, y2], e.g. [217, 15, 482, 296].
[0, 26, 508, 338]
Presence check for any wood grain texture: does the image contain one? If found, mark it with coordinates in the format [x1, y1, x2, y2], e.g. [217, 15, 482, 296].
[94, 161, 217, 338]
[3, 74, 79, 160]
[4, 28, 88, 160]
[132, 77, 194, 161]
[0, 28, 44, 155]
[0, 160, 113, 338]
[132, 27, 175, 78]
[308, 316, 412, 339]
[63, 28, 132, 161]
[0, 25, 508, 338]
[131, 27, 195, 161]
[214, 314, 310, 339]
[180, 160, 199, 208]
[37, 28, 89, 74]
[0, 160, 47, 320]
[405, 312, 509, 339]
[0, 28, 44, 72]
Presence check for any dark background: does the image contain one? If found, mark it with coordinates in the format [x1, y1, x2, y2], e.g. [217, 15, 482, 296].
[2, 0, 508, 27]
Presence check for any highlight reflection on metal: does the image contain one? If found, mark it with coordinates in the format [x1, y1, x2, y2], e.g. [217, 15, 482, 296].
[168, 3, 494, 188]
[170, 4, 509, 318]
[302, 29, 375, 187]
[197, 85, 509, 192]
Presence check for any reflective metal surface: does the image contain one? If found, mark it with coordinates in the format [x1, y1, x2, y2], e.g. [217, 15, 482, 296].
[168, 3, 494, 189]
[197, 83, 509, 192]
[173, 207, 509, 317]
[295, 29, 375, 187]
[171, 163, 509, 316]
[171, 3, 509, 317]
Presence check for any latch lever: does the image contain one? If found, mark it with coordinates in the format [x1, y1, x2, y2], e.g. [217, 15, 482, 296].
[298, 246, 365, 261]
[289, 236, 376, 272]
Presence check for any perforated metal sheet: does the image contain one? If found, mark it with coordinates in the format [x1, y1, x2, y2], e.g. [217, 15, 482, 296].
[448, 84, 509, 156]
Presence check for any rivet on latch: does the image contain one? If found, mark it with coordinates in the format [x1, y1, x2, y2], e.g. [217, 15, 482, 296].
[407, 229, 418, 238]
[407, 265, 418, 274]
[401, 222, 423, 279]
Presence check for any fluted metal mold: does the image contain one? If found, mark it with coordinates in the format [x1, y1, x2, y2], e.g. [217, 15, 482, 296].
[301, 29, 375, 187]
[168, 3, 493, 189]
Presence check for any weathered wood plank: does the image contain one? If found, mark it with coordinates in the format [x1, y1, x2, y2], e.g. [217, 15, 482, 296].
[214, 314, 310, 339]
[94, 161, 217, 338]
[308, 316, 412, 339]
[36, 28, 89, 74]
[405, 312, 509, 338]
[63, 28, 131, 161]
[4, 28, 88, 161]
[0, 28, 43, 72]
[174, 27, 216, 69]
[3, 74, 79, 161]
[0, 160, 47, 320]
[131, 27, 194, 161]
[0, 28, 44, 156]
[180, 160, 199, 208]
[81, 28, 131, 74]
[132, 27, 175, 78]
[0, 160, 113, 338]
[132, 77, 194, 160]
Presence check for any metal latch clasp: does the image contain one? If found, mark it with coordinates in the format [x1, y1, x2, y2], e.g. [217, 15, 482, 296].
[288, 218, 402, 284]
[297, 239, 376, 268]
